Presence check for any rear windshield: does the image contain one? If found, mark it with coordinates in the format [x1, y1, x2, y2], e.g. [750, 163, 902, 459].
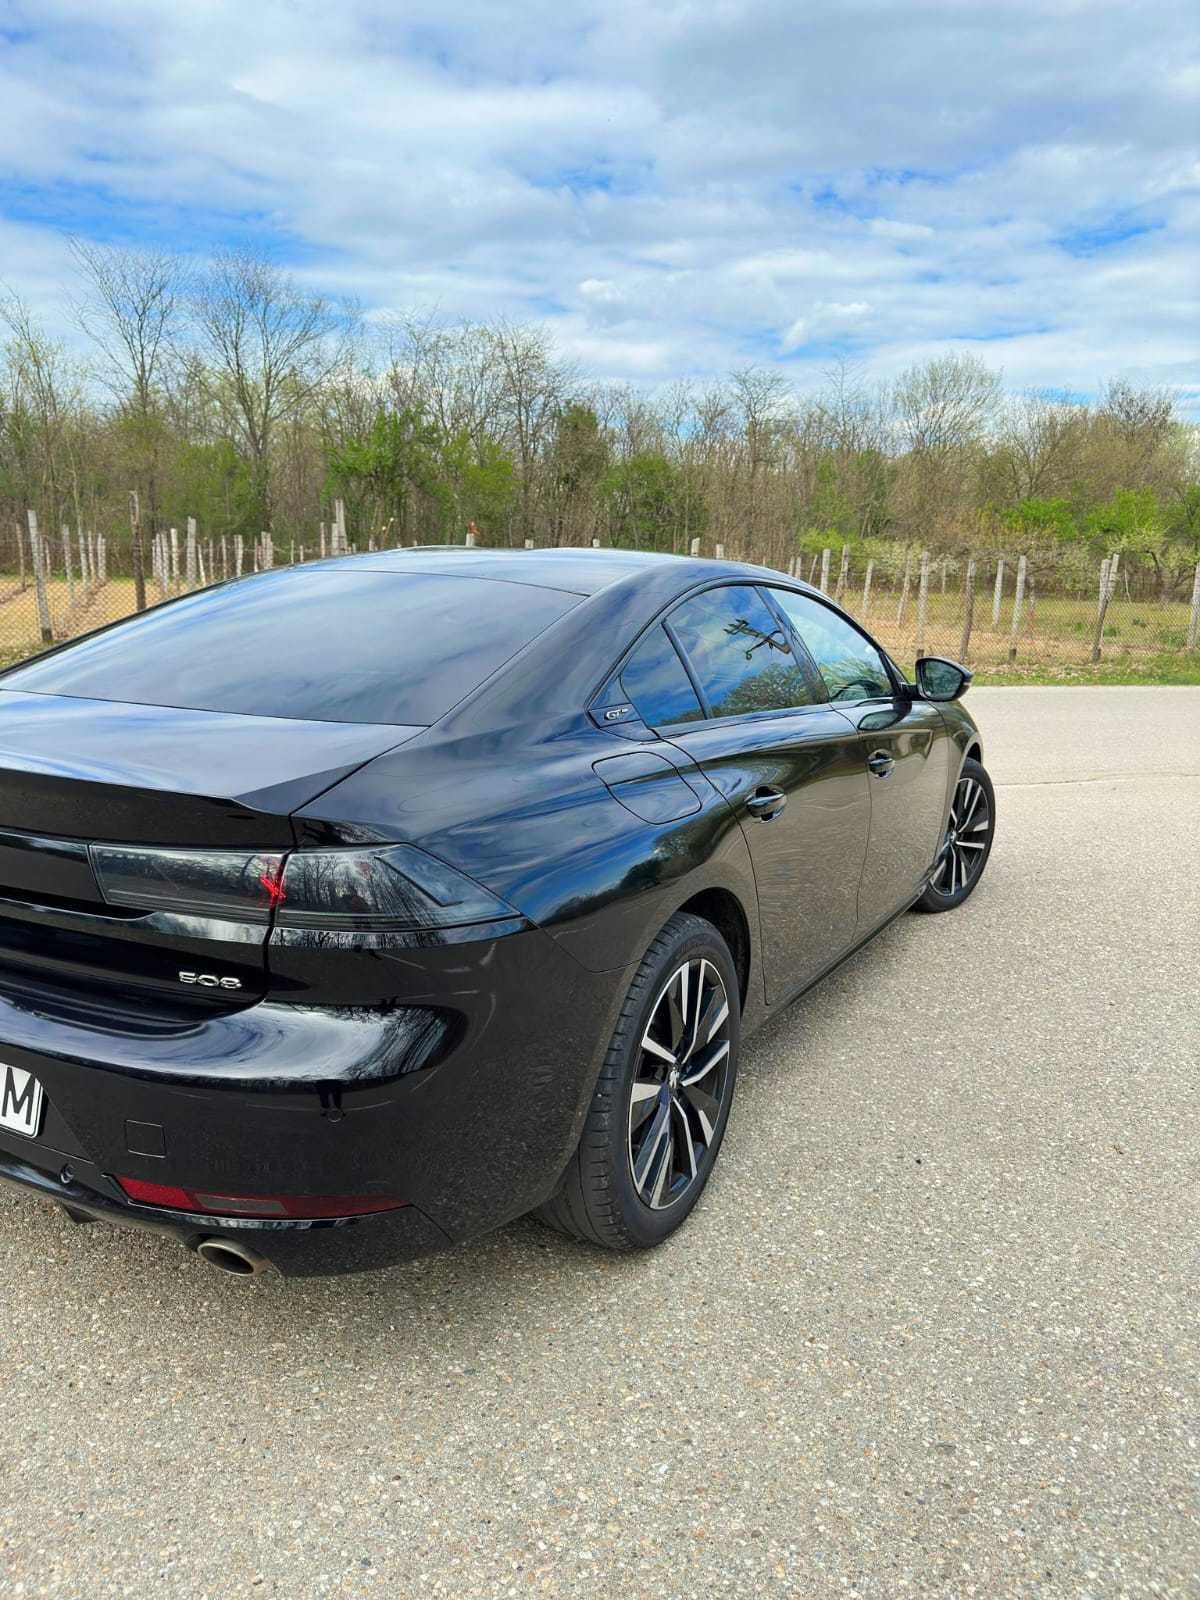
[1, 569, 581, 725]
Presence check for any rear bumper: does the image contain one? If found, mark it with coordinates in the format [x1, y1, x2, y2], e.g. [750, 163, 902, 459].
[0, 925, 629, 1276]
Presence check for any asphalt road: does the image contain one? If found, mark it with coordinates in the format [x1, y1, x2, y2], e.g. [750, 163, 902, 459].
[1, 687, 1197, 1599]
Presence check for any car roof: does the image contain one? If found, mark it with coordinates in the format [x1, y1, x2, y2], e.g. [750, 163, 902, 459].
[304, 544, 819, 599]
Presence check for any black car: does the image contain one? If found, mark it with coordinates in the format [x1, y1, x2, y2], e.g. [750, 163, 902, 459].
[0, 548, 993, 1277]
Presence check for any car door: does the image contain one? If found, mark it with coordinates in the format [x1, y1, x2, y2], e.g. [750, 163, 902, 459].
[629, 584, 871, 1003]
[767, 587, 953, 930]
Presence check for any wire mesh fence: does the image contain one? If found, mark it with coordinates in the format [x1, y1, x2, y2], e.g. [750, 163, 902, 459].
[3, 513, 1199, 680]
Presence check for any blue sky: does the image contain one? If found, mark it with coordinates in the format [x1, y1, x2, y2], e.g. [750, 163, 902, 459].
[1, 0, 1197, 410]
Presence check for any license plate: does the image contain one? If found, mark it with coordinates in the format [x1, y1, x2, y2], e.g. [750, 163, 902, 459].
[0, 1063, 45, 1139]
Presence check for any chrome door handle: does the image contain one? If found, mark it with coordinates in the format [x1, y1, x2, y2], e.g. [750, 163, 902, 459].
[745, 787, 787, 820]
[867, 750, 895, 778]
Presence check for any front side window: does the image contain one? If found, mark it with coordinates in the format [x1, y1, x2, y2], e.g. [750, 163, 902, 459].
[769, 589, 892, 703]
[619, 624, 704, 727]
[669, 586, 815, 718]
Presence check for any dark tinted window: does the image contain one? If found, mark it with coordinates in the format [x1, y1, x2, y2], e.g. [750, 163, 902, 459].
[3, 570, 580, 725]
[619, 625, 703, 727]
[669, 586, 815, 718]
[769, 589, 892, 703]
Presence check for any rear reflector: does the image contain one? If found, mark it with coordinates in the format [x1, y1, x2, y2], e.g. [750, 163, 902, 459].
[116, 1176, 406, 1219]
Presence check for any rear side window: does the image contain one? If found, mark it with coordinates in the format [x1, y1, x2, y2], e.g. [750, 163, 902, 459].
[669, 585, 815, 719]
[2, 570, 580, 725]
[619, 625, 703, 728]
[768, 588, 892, 703]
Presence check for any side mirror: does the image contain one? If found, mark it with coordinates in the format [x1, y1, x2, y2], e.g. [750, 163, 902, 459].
[915, 656, 972, 702]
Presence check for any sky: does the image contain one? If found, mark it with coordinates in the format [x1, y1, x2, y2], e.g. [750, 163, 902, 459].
[0, 0, 1197, 411]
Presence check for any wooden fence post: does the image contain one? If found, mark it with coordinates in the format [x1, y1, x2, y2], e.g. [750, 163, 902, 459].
[523, 538, 534, 549]
[221, 537, 229, 580]
[715, 543, 725, 559]
[1091, 558, 1116, 661]
[185, 517, 197, 589]
[169, 527, 179, 590]
[261, 532, 274, 570]
[992, 558, 1005, 628]
[895, 550, 912, 624]
[689, 537, 701, 556]
[835, 544, 849, 601]
[27, 510, 53, 643]
[915, 548, 930, 656]
[129, 489, 147, 612]
[156, 532, 168, 601]
[62, 524, 75, 610]
[959, 557, 976, 663]
[1187, 560, 1200, 652]
[234, 534, 244, 577]
[197, 542, 207, 587]
[861, 560, 874, 617]
[819, 547, 831, 594]
[1008, 555, 1027, 662]
[97, 534, 108, 584]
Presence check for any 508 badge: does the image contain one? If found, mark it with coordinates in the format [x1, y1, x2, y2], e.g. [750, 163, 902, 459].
[179, 972, 242, 990]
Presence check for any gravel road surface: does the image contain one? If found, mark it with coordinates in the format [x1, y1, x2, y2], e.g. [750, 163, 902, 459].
[1, 686, 1197, 1598]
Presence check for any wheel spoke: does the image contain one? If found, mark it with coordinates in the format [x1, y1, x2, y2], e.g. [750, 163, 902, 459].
[629, 1080, 661, 1135]
[960, 780, 983, 828]
[957, 838, 985, 851]
[632, 1099, 672, 1196]
[640, 1033, 676, 1067]
[682, 1082, 720, 1144]
[671, 1093, 698, 1181]
[696, 986, 729, 1046]
[681, 1038, 729, 1087]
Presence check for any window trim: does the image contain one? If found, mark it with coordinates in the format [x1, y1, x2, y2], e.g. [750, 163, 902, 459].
[589, 577, 904, 735]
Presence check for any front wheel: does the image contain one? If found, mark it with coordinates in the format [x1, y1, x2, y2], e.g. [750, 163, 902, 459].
[535, 912, 741, 1250]
[914, 756, 996, 912]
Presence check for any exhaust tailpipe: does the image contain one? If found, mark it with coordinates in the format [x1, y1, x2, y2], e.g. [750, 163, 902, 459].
[195, 1237, 270, 1277]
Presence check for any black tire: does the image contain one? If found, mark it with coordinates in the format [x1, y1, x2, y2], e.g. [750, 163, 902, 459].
[535, 911, 741, 1250]
[914, 756, 995, 913]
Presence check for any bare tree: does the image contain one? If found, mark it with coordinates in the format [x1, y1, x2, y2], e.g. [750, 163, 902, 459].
[194, 252, 349, 526]
[69, 239, 182, 608]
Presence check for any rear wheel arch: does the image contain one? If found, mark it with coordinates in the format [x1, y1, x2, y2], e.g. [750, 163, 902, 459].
[673, 886, 751, 1011]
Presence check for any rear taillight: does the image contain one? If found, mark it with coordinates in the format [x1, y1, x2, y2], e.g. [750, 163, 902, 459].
[116, 1176, 406, 1219]
[90, 845, 286, 923]
[89, 841, 516, 933]
[275, 844, 517, 933]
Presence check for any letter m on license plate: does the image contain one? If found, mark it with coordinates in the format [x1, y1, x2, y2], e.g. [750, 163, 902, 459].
[0, 1064, 45, 1139]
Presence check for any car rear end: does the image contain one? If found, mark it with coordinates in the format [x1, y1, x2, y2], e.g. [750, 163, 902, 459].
[0, 563, 612, 1275]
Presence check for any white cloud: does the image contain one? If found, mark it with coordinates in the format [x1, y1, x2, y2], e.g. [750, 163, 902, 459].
[0, 0, 1194, 408]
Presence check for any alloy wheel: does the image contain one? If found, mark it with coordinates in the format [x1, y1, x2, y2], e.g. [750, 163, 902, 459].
[935, 772, 991, 896]
[628, 958, 732, 1211]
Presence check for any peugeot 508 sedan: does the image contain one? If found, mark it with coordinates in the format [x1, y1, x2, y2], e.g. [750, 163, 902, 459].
[0, 547, 994, 1277]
